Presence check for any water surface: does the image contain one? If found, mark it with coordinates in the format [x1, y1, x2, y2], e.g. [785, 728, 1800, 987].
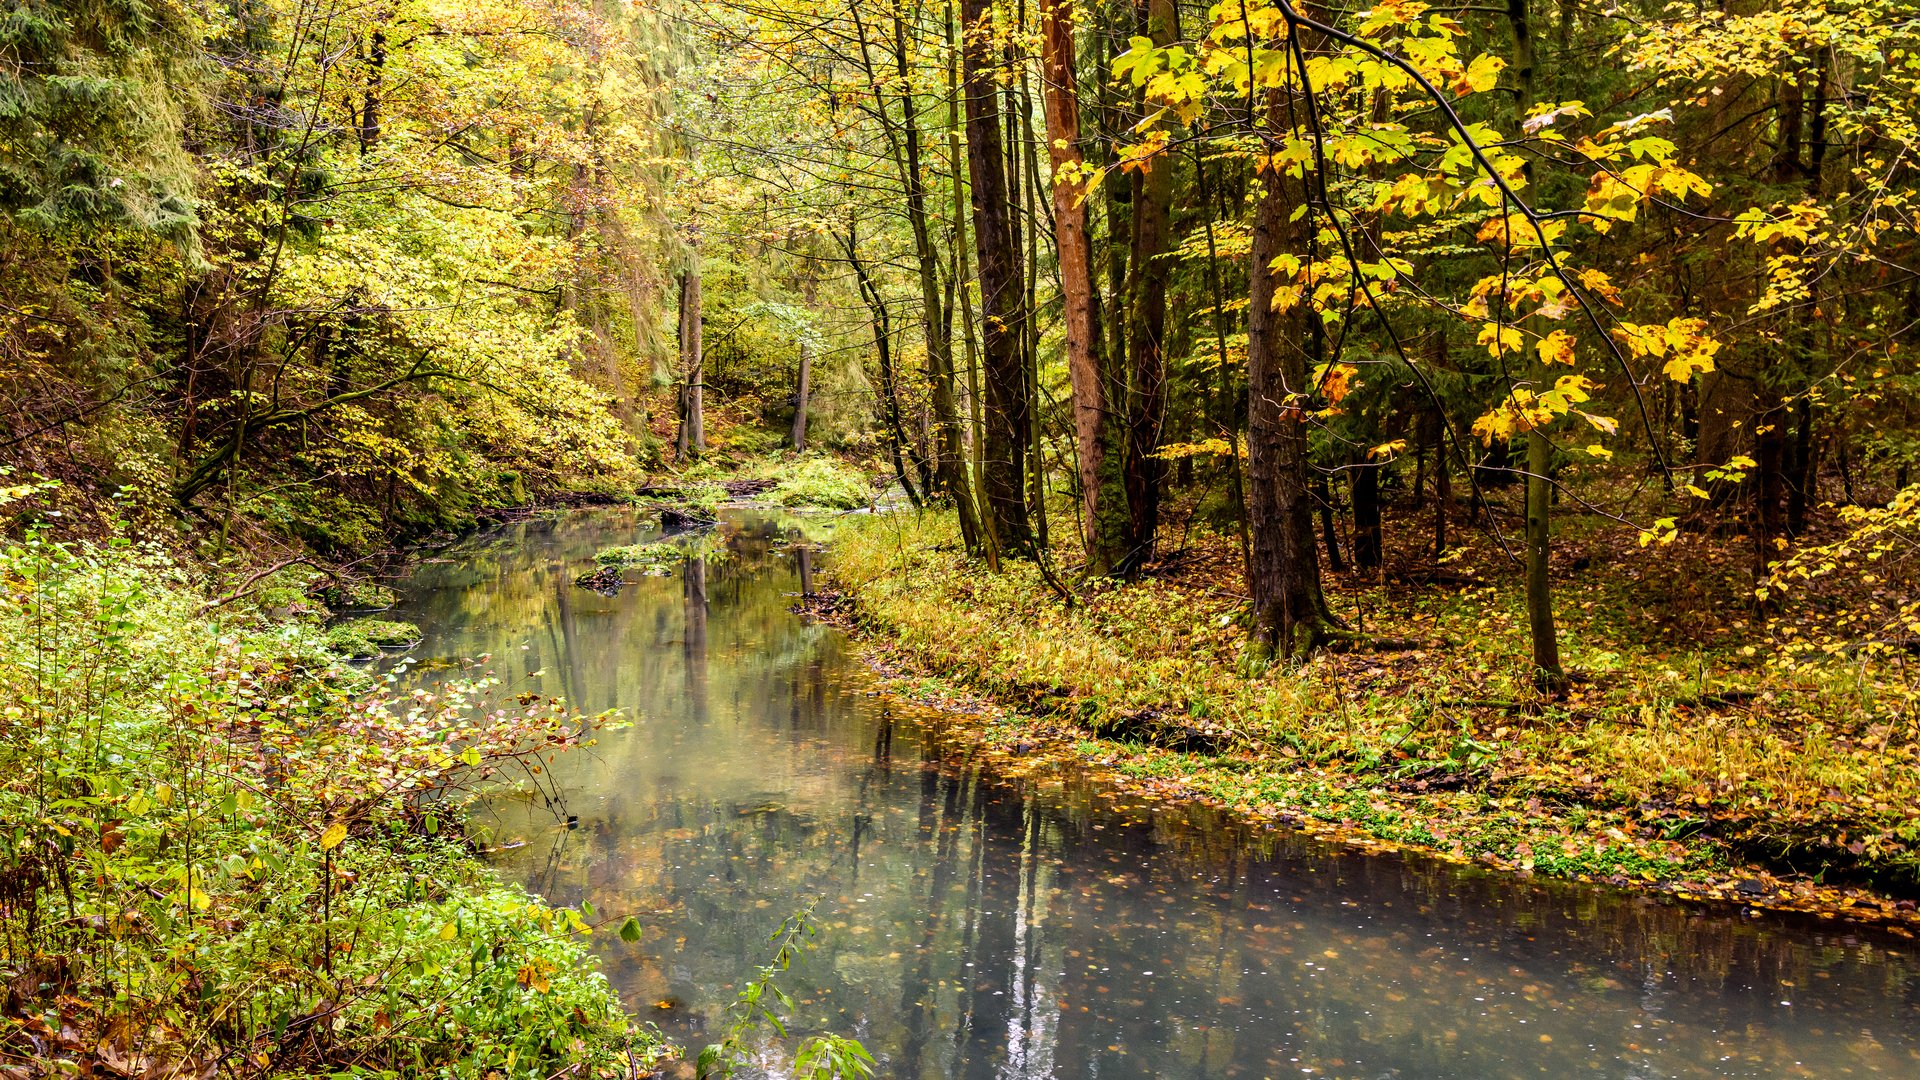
[392, 508, 1920, 1079]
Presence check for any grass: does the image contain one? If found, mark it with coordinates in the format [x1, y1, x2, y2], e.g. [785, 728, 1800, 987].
[828, 506, 1920, 922]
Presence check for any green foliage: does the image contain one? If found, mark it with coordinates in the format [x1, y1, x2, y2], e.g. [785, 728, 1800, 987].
[1, 0, 676, 558]
[0, 0, 202, 234]
[323, 617, 422, 658]
[0, 528, 660, 1077]
[696, 905, 875, 1080]
[769, 456, 874, 511]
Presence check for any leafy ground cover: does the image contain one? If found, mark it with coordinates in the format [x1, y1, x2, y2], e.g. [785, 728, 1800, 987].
[825, 506, 1920, 931]
[0, 527, 667, 1078]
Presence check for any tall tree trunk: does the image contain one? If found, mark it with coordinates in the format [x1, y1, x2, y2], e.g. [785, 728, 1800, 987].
[1119, 0, 1176, 572]
[1510, 0, 1563, 690]
[1039, 0, 1128, 573]
[675, 253, 704, 462]
[961, 0, 1033, 555]
[1247, 94, 1339, 657]
[1013, 69, 1050, 549]
[791, 340, 811, 452]
[871, 2, 983, 550]
[946, 4, 998, 566]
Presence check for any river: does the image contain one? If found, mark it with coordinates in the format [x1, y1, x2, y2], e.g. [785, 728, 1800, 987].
[390, 507, 1919, 1079]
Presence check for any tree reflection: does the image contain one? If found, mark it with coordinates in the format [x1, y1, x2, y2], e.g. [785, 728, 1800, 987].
[401, 510, 1920, 1080]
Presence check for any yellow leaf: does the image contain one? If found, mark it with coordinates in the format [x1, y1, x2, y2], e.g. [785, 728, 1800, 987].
[1453, 53, 1506, 96]
[1476, 323, 1523, 358]
[319, 822, 348, 851]
[1537, 330, 1576, 366]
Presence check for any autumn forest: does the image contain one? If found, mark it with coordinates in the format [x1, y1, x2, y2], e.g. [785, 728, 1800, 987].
[3, 0, 1920, 1075]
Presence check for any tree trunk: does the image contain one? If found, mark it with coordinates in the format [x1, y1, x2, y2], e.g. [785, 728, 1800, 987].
[1510, 0, 1562, 690]
[675, 254, 704, 462]
[1038, 0, 1127, 573]
[1353, 462, 1382, 573]
[1119, 0, 1176, 572]
[1317, 474, 1347, 574]
[946, 3, 998, 567]
[1524, 427, 1563, 688]
[359, 26, 384, 152]
[877, 3, 983, 551]
[1247, 93, 1339, 657]
[791, 340, 811, 452]
[961, 0, 1032, 555]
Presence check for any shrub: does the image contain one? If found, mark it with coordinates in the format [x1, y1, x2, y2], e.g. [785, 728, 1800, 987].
[771, 456, 874, 511]
[0, 529, 660, 1078]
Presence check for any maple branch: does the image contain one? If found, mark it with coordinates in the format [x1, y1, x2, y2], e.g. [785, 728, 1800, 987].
[1270, 0, 1676, 490]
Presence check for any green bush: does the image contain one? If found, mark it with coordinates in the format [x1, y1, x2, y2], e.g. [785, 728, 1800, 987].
[0, 529, 662, 1078]
[771, 456, 874, 511]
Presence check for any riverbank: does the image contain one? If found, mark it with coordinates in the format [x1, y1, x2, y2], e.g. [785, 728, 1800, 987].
[0, 521, 667, 1077]
[823, 509, 1920, 931]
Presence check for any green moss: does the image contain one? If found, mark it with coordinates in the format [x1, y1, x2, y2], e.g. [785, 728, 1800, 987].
[326, 617, 422, 658]
[770, 455, 874, 510]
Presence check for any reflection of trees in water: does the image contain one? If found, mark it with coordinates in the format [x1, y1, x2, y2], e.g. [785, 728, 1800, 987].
[415, 511, 1920, 1080]
[683, 556, 708, 723]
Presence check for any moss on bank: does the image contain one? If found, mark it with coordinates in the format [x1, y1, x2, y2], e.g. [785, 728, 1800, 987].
[0, 530, 666, 1078]
[323, 616, 424, 658]
[828, 510, 1920, 929]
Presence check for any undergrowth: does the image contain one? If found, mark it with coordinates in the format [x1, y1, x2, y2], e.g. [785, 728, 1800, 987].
[0, 527, 666, 1078]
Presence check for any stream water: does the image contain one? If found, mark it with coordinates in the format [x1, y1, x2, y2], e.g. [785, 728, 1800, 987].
[391, 508, 1920, 1079]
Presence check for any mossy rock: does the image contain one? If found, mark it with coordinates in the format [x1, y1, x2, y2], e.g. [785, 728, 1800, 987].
[595, 544, 677, 568]
[325, 618, 422, 659]
[595, 538, 726, 571]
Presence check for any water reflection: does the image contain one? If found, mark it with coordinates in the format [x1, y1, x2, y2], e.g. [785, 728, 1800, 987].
[391, 509, 1920, 1079]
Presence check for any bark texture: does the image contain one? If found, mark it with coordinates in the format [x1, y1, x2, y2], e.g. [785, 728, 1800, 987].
[961, 0, 1033, 554]
[1246, 97, 1339, 657]
[1039, 0, 1128, 573]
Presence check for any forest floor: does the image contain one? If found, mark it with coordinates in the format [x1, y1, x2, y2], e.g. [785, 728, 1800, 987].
[818, 492, 1920, 934]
